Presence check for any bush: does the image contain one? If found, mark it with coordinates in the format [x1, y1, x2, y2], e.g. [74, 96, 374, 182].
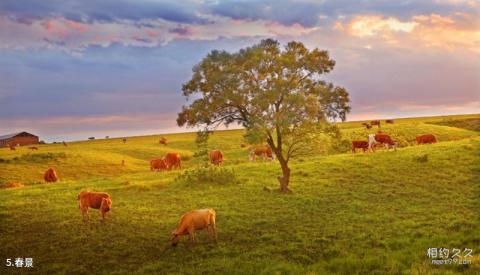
[16, 152, 67, 163]
[175, 167, 240, 185]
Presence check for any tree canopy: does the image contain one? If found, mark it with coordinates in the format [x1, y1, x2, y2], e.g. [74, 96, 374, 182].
[177, 39, 350, 192]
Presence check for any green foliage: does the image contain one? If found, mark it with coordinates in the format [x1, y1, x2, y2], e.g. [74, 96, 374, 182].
[193, 130, 211, 165]
[174, 167, 240, 185]
[177, 39, 351, 190]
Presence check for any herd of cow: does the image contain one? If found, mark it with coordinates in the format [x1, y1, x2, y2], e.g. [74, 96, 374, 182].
[352, 119, 437, 153]
[4, 121, 440, 246]
[149, 140, 274, 172]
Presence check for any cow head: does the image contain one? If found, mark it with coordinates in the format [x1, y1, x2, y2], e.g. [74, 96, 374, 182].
[171, 231, 181, 246]
[101, 197, 112, 213]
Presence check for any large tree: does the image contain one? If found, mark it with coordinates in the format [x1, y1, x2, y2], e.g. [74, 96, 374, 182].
[177, 39, 350, 192]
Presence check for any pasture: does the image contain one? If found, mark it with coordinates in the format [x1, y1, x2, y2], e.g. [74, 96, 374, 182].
[1, 114, 479, 274]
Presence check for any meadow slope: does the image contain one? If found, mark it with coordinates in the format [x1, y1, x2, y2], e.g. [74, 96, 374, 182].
[0, 114, 479, 274]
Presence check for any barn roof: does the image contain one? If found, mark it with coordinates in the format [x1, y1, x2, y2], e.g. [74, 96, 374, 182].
[0, 132, 38, 140]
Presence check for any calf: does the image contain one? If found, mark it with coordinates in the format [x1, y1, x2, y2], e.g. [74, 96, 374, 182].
[351, 141, 370, 153]
[209, 150, 224, 166]
[416, 134, 437, 145]
[28, 146, 38, 151]
[171, 209, 217, 246]
[77, 191, 112, 222]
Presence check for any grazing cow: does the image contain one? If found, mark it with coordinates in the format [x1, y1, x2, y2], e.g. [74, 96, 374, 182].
[374, 133, 397, 150]
[44, 168, 59, 182]
[28, 146, 38, 151]
[385, 119, 394, 124]
[171, 209, 217, 246]
[77, 191, 112, 222]
[351, 141, 370, 153]
[105, 136, 109, 139]
[209, 150, 224, 166]
[62, 141, 68, 147]
[122, 138, 127, 144]
[150, 158, 168, 171]
[88, 137, 95, 140]
[164, 153, 181, 170]
[159, 137, 167, 145]
[416, 134, 437, 145]
[249, 145, 274, 161]
[240, 144, 247, 148]
[9, 144, 16, 150]
[362, 122, 372, 129]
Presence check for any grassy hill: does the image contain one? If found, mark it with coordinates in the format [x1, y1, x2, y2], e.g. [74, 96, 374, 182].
[0, 114, 479, 274]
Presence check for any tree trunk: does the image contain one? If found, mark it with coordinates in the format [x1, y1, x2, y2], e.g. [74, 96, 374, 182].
[277, 156, 292, 193]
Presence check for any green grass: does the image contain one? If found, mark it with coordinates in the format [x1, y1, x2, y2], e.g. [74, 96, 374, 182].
[1, 114, 479, 274]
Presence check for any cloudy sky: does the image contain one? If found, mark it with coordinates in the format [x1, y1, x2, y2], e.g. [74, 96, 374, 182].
[1, 0, 479, 141]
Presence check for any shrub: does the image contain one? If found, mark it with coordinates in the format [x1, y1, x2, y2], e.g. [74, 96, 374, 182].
[13, 152, 67, 163]
[175, 167, 240, 185]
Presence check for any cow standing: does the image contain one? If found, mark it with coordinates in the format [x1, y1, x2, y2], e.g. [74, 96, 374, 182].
[77, 191, 112, 222]
[370, 133, 397, 150]
[171, 209, 217, 246]
[209, 150, 224, 166]
[249, 146, 275, 161]
[416, 134, 437, 145]
[352, 141, 370, 153]
[164, 153, 181, 170]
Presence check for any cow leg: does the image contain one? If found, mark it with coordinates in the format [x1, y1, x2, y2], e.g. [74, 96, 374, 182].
[101, 211, 106, 223]
[81, 207, 89, 222]
[187, 227, 195, 245]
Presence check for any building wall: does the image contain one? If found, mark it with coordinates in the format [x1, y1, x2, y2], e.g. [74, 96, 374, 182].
[0, 136, 39, 147]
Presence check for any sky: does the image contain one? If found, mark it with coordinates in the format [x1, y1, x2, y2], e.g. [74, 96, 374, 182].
[0, 0, 479, 141]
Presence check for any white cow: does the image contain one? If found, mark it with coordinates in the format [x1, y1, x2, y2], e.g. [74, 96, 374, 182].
[368, 134, 377, 151]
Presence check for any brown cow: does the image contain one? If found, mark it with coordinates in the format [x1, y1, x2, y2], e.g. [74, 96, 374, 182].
[351, 141, 370, 153]
[28, 146, 38, 151]
[416, 134, 437, 145]
[62, 141, 68, 147]
[77, 191, 112, 222]
[44, 168, 58, 182]
[9, 144, 16, 151]
[240, 144, 247, 148]
[122, 138, 127, 144]
[385, 119, 394, 124]
[374, 133, 396, 150]
[171, 209, 217, 246]
[249, 145, 274, 161]
[209, 150, 224, 166]
[150, 158, 168, 171]
[159, 137, 167, 145]
[164, 153, 181, 170]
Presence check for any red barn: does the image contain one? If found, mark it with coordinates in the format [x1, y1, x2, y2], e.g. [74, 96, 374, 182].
[0, 132, 39, 147]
